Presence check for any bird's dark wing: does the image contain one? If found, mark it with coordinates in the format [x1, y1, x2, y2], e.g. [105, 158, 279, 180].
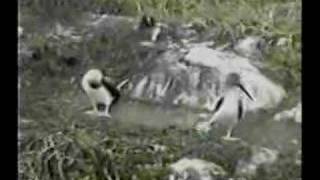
[101, 78, 120, 99]
[213, 96, 224, 113]
[238, 99, 244, 121]
[238, 84, 254, 101]
[101, 78, 121, 113]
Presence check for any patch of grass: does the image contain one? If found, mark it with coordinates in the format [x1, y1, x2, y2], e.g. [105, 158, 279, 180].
[19, 125, 179, 180]
[20, 119, 300, 179]
[255, 150, 301, 180]
[20, 0, 301, 88]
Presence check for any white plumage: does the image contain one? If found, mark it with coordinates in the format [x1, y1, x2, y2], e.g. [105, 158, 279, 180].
[196, 73, 255, 141]
[81, 69, 120, 118]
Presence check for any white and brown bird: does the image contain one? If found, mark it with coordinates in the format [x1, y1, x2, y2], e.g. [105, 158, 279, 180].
[196, 72, 255, 141]
[137, 14, 168, 46]
[81, 69, 128, 118]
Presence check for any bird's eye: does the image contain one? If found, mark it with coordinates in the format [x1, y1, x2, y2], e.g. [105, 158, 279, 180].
[96, 103, 106, 111]
[89, 81, 101, 89]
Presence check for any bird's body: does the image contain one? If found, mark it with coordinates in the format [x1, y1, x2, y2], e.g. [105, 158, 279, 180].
[137, 14, 168, 47]
[82, 82, 114, 114]
[208, 88, 244, 141]
[81, 69, 123, 118]
[196, 73, 254, 141]
[212, 90, 241, 126]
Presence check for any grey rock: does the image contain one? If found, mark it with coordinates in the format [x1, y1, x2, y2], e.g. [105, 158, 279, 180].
[169, 158, 227, 180]
[127, 46, 286, 112]
[273, 102, 301, 123]
[234, 36, 266, 60]
[235, 146, 278, 176]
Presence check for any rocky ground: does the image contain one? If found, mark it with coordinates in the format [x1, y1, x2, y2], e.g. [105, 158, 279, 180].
[18, 0, 301, 179]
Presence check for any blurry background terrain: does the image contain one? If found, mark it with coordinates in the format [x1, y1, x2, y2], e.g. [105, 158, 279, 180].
[18, 0, 301, 179]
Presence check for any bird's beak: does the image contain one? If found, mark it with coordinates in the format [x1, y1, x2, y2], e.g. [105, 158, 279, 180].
[238, 83, 255, 101]
[101, 69, 108, 76]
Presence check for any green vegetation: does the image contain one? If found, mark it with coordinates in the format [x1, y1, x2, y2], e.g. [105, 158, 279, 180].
[19, 0, 301, 179]
[20, 0, 301, 87]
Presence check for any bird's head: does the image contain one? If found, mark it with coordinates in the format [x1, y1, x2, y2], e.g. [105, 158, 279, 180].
[83, 69, 104, 89]
[225, 73, 241, 87]
[139, 14, 156, 29]
[225, 72, 255, 101]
